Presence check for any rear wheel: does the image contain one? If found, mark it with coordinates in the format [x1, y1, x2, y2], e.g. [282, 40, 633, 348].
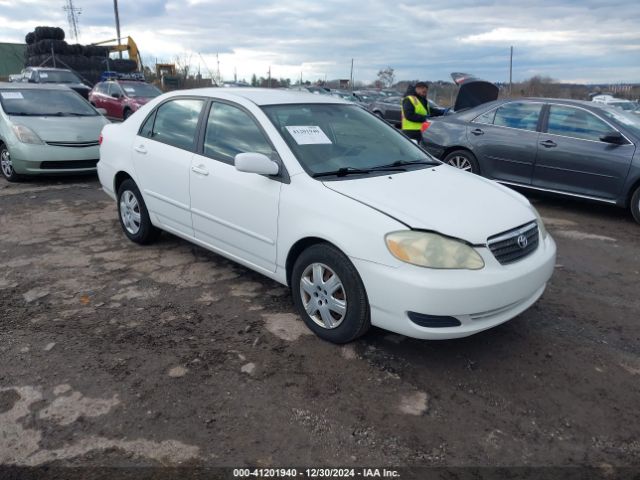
[443, 149, 480, 174]
[123, 108, 132, 120]
[631, 186, 640, 224]
[0, 144, 21, 182]
[291, 244, 370, 344]
[117, 179, 160, 244]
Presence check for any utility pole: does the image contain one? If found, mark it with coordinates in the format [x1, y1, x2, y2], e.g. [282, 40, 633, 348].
[509, 46, 513, 97]
[63, 0, 82, 43]
[350, 58, 354, 91]
[216, 53, 220, 85]
[268, 66, 272, 88]
[113, 0, 122, 59]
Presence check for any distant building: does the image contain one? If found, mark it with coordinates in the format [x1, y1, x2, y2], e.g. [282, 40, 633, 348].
[0, 43, 26, 80]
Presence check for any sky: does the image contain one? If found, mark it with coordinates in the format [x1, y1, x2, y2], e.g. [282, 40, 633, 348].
[0, 0, 638, 84]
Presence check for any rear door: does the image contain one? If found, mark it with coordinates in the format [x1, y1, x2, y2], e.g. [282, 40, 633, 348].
[132, 97, 206, 236]
[467, 101, 543, 184]
[532, 104, 635, 200]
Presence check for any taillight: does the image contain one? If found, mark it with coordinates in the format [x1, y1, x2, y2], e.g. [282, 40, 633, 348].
[98, 133, 103, 145]
[421, 121, 431, 132]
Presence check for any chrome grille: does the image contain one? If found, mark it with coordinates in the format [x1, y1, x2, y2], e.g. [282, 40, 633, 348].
[46, 141, 99, 148]
[487, 222, 539, 265]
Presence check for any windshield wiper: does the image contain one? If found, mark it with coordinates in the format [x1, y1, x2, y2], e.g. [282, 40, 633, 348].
[47, 112, 88, 117]
[312, 166, 406, 178]
[382, 159, 440, 167]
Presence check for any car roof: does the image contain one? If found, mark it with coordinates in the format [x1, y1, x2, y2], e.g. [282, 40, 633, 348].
[0, 82, 71, 91]
[25, 67, 74, 72]
[167, 87, 349, 106]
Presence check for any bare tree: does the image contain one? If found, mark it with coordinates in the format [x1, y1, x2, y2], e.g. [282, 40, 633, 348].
[377, 67, 395, 88]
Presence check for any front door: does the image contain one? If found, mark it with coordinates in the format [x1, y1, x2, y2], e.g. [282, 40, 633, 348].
[190, 101, 281, 273]
[533, 104, 635, 200]
[467, 101, 543, 184]
[132, 97, 206, 236]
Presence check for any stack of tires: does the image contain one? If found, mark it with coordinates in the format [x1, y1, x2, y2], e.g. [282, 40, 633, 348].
[24, 26, 138, 85]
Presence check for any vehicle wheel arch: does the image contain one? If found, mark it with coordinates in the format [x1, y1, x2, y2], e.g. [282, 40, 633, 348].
[626, 176, 640, 208]
[285, 237, 345, 288]
[114, 170, 134, 196]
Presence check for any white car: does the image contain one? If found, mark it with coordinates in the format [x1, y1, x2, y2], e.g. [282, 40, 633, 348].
[97, 88, 556, 343]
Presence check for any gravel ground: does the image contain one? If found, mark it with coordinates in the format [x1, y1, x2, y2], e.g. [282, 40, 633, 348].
[0, 175, 639, 475]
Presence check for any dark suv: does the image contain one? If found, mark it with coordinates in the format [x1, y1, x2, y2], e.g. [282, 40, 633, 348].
[17, 67, 91, 99]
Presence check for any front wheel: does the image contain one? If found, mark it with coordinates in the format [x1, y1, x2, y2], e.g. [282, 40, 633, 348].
[117, 179, 160, 244]
[0, 144, 22, 182]
[631, 186, 640, 224]
[291, 244, 370, 343]
[443, 149, 480, 174]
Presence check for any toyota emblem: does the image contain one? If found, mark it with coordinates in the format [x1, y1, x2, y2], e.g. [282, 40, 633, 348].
[517, 234, 528, 249]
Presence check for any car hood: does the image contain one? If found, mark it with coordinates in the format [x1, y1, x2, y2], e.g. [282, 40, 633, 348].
[451, 72, 499, 112]
[11, 116, 108, 142]
[323, 166, 535, 245]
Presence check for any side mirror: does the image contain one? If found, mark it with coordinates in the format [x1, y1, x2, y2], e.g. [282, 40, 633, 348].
[96, 108, 108, 116]
[600, 131, 625, 145]
[111, 92, 122, 99]
[234, 152, 279, 176]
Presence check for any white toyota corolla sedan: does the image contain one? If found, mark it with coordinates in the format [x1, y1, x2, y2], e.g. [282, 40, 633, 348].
[97, 88, 556, 343]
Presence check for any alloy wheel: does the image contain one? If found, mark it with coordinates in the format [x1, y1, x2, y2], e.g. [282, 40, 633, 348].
[1, 148, 13, 178]
[119, 190, 142, 235]
[299, 263, 347, 329]
[447, 155, 472, 172]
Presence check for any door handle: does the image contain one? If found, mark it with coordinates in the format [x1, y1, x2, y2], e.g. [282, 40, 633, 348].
[191, 165, 209, 176]
[134, 145, 147, 154]
[540, 139, 557, 148]
[471, 128, 484, 136]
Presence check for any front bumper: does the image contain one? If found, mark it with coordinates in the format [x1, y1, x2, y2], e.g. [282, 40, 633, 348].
[9, 142, 99, 175]
[352, 234, 556, 340]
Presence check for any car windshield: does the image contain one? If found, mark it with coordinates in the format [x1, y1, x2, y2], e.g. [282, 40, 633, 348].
[38, 70, 82, 83]
[0, 89, 97, 116]
[609, 101, 634, 111]
[262, 103, 437, 178]
[120, 82, 161, 98]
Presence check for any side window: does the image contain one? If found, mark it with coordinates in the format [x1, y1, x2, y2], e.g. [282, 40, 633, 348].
[473, 108, 496, 125]
[204, 102, 274, 163]
[546, 106, 612, 142]
[139, 111, 155, 138]
[151, 99, 204, 150]
[493, 102, 542, 131]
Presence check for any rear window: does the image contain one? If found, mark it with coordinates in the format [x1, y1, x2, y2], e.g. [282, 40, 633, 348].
[37, 70, 82, 84]
[0, 89, 97, 116]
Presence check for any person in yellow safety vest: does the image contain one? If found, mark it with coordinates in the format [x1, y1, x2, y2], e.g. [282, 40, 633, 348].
[401, 81, 445, 142]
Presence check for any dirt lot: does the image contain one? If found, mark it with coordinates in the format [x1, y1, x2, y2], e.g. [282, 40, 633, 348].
[1, 175, 639, 474]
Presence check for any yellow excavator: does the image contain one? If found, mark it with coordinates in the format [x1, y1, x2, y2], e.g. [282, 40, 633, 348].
[91, 36, 143, 70]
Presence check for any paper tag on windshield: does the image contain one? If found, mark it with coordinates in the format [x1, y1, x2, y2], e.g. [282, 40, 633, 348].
[1, 92, 24, 100]
[39, 73, 48, 78]
[285, 126, 332, 145]
[124, 87, 135, 93]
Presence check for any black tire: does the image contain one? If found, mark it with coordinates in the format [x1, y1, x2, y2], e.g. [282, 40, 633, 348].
[0, 144, 22, 182]
[116, 179, 160, 244]
[25, 32, 36, 45]
[631, 186, 640, 225]
[123, 108, 132, 120]
[291, 244, 370, 344]
[443, 149, 480, 174]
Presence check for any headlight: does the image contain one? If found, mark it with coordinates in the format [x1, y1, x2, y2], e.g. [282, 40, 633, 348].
[385, 231, 485, 270]
[532, 207, 548, 239]
[12, 125, 44, 145]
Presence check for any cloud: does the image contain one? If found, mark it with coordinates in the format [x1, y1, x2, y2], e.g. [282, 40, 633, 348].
[0, 0, 638, 83]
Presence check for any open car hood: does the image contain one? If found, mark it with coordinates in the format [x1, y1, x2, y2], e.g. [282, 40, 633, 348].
[451, 72, 499, 111]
